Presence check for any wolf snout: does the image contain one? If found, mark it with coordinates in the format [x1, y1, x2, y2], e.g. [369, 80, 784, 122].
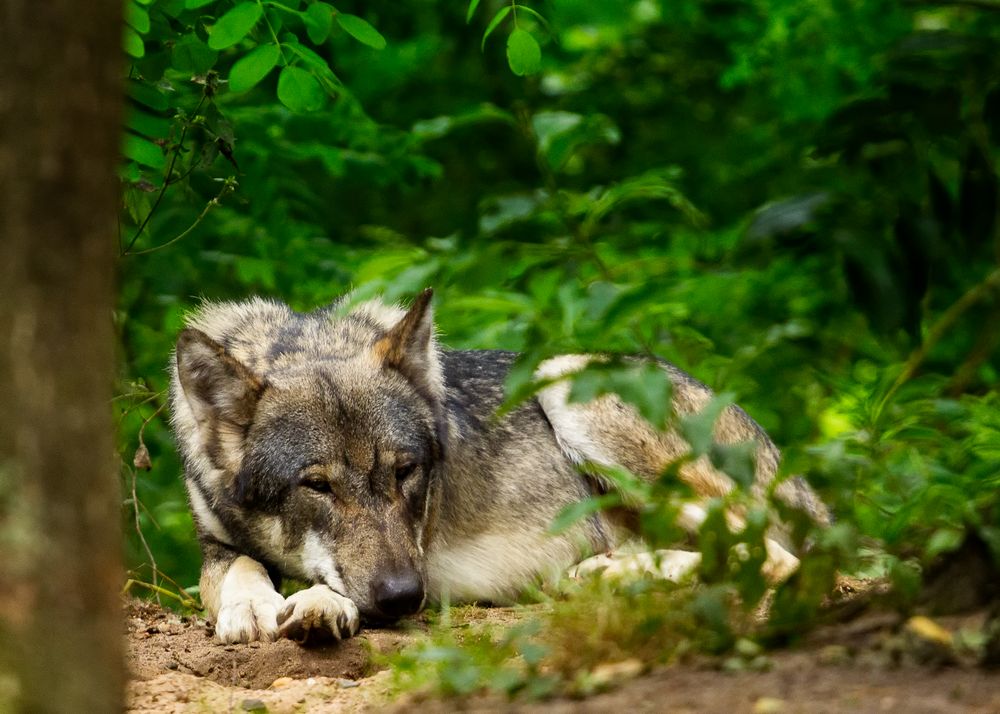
[372, 569, 424, 618]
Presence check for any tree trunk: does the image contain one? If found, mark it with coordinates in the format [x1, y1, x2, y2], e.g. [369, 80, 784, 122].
[0, 1, 124, 711]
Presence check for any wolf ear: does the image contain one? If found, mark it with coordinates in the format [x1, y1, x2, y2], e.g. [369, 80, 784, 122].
[373, 288, 444, 404]
[175, 328, 264, 429]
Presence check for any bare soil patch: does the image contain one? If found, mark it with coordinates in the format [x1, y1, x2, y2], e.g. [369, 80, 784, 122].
[125, 598, 1000, 713]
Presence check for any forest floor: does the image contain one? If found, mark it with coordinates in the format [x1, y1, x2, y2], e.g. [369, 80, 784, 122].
[124, 595, 1000, 713]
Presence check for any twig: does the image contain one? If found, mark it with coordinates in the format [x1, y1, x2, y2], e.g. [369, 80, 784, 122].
[138, 401, 166, 445]
[149, 567, 203, 611]
[877, 268, 1000, 416]
[121, 92, 209, 256]
[123, 177, 237, 257]
[111, 387, 159, 404]
[115, 388, 165, 423]
[122, 579, 202, 611]
[128, 462, 160, 601]
[948, 302, 1000, 395]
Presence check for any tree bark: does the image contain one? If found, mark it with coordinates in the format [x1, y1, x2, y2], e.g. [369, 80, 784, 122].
[0, 1, 124, 711]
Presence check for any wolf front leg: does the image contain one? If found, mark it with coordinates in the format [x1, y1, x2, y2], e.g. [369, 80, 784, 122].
[200, 541, 286, 644]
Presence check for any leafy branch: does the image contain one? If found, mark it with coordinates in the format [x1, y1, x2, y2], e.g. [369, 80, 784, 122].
[121, 91, 211, 257]
[123, 176, 238, 257]
[877, 267, 1000, 416]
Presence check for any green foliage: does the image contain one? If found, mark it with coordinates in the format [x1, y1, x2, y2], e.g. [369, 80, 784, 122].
[473, 2, 548, 76]
[116, 0, 1000, 686]
[389, 612, 557, 699]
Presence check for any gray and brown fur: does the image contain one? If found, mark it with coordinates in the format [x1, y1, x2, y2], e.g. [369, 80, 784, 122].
[170, 289, 829, 644]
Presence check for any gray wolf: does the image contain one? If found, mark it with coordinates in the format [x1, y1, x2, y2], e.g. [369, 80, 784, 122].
[169, 289, 829, 644]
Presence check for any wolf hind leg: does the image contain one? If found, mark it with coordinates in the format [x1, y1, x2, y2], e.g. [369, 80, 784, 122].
[566, 506, 799, 586]
[569, 547, 703, 583]
[536, 356, 800, 584]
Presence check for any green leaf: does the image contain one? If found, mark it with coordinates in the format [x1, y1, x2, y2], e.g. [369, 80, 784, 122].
[126, 2, 151, 34]
[679, 394, 734, 457]
[126, 108, 171, 140]
[507, 29, 541, 76]
[208, 3, 263, 50]
[480, 6, 511, 51]
[548, 494, 619, 535]
[119, 162, 143, 183]
[466, 0, 481, 23]
[698, 502, 733, 582]
[335, 13, 386, 50]
[888, 558, 921, 605]
[304, 3, 333, 44]
[708, 441, 757, 491]
[276, 65, 325, 111]
[171, 35, 218, 74]
[122, 133, 166, 170]
[124, 27, 145, 58]
[229, 43, 281, 93]
[925, 527, 964, 559]
[127, 80, 168, 111]
[184, 0, 216, 8]
[566, 362, 673, 430]
[284, 42, 341, 89]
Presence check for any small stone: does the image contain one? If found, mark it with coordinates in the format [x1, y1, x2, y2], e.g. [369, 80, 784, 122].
[589, 658, 644, 689]
[753, 697, 786, 713]
[270, 677, 294, 690]
[748, 655, 772, 672]
[240, 698, 267, 712]
[165, 661, 178, 670]
[721, 657, 745, 673]
[734, 638, 763, 658]
[337, 678, 360, 689]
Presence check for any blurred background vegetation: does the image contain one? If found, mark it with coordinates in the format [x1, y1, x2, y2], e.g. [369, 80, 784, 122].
[118, 0, 999, 625]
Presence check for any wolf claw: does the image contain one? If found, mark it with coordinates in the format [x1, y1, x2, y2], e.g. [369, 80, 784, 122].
[277, 584, 360, 644]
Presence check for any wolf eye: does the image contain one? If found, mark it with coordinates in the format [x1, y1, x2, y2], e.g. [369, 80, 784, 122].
[300, 475, 332, 494]
[395, 462, 418, 483]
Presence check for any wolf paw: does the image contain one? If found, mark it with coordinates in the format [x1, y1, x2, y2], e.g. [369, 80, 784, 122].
[277, 585, 360, 644]
[215, 588, 286, 644]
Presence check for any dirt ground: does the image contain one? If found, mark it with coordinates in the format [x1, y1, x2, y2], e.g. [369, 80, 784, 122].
[125, 598, 1000, 713]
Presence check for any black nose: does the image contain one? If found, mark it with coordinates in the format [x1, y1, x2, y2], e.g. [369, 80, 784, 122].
[372, 569, 424, 618]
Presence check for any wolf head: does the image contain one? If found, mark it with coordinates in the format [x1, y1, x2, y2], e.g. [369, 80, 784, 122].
[171, 289, 444, 620]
